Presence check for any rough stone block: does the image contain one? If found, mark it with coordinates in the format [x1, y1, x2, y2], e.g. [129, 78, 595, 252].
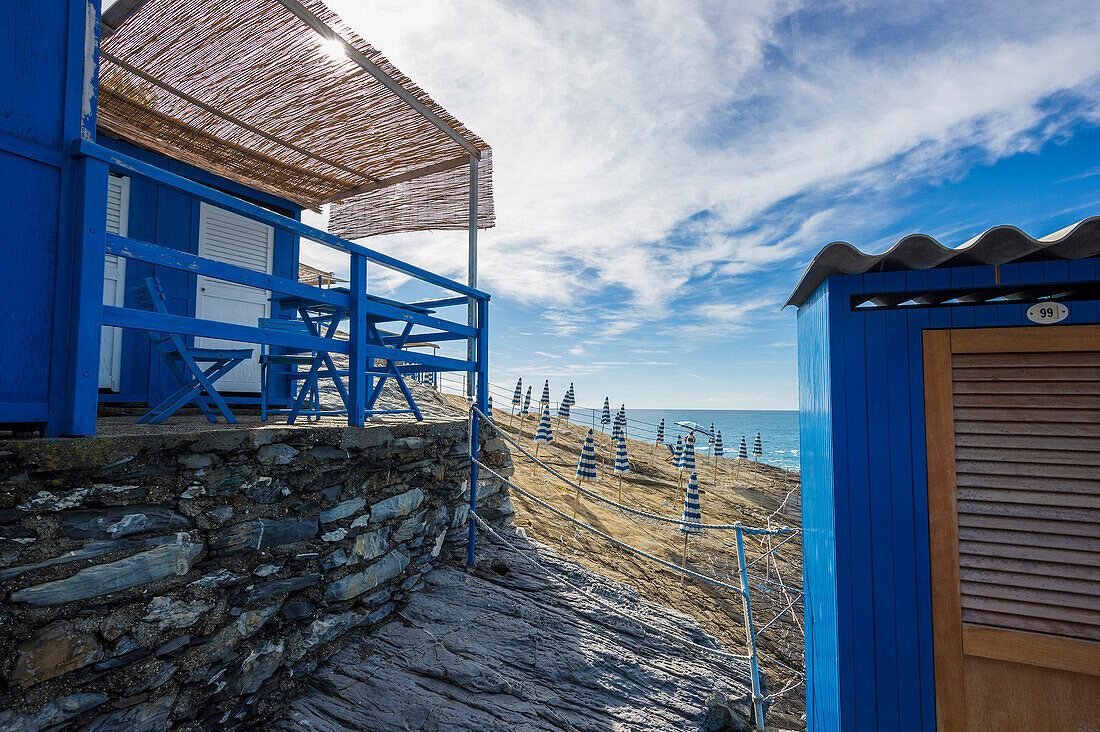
[369, 488, 424, 523]
[319, 497, 366, 524]
[211, 518, 317, 554]
[0, 693, 108, 732]
[10, 534, 205, 606]
[321, 528, 347, 542]
[393, 510, 427, 543]
[244, 573, 321, 606]
[142, 597, 213, 631]
[177, 453, 213, 470]
[60, 506, 191, 540]
[352, 527, 389, 563]
[325, 550, 409, 602]
[257, 443, 299, 465]
[11, 622, 105, 688]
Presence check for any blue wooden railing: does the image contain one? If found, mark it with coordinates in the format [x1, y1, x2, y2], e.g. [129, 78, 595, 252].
[69, 138, 489, 434]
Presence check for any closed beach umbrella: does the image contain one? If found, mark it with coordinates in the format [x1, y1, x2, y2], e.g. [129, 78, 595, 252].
[509, 378, 522, 425]
[679, 471, 702, 580]
[556, 399, 571, 428]
[672, 434, 683, 464]
[613, 430, 630, 502]
[532, 404, 553, 474]
[617, 404, 627, 439]
[521, 386, 532, 417]
[487, 396, 493, 418]
[600, 397, 611, 433]
[652, 418, 665, 454]
[738, 435, 748, 460]
[753, 432, 763, 462]
[535, 405, 554, 444]
[707, 422, 716, 463]
[576, 429, 597, 481]
[563, 383, 576, 407]
[713, 431, 724, 483]
[678, 435, 696, 494]
[541, 380, 551, 408]
[573, 429, 598, 518]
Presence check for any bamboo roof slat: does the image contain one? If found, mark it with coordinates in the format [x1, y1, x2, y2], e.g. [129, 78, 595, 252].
[99, 0, 495, 238]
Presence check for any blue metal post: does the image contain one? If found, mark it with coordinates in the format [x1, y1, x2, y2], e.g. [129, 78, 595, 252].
[736, 523, 767, 730]
[467, 298, 488, 567]
[348, 253, 367, 427]
[66, 156, 109, 435]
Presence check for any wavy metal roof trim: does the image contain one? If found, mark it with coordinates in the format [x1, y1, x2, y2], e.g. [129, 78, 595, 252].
[785, 216, 1100, 308]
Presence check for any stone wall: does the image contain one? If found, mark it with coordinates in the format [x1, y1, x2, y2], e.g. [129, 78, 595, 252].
[0, 419, 513, 731]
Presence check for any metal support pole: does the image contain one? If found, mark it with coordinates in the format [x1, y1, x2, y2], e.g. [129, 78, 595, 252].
[466, 155, 478, 399]
[735, 523, 767, 730]
[467, 297, 488, 567]
[348, 253, 367, 427]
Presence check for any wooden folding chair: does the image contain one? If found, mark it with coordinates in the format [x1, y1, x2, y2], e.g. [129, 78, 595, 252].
[135, 277, 252, 424]
[259, 318, 331, 422]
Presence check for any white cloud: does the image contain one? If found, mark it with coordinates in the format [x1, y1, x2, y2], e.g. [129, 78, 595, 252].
[321, 0, 1100, 333]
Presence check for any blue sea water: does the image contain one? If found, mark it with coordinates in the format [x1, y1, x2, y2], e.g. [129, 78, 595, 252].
[567, 407, 801, 471]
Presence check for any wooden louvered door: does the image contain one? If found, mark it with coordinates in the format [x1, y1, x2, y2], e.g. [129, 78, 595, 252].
[924, 325, 1100, 732]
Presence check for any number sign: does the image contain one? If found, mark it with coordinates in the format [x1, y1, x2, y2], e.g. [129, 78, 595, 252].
[1026, 302, 1068, 324]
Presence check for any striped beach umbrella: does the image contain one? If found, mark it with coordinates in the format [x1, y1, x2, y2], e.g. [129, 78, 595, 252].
[535, 405, 554, 444]
[738, 435, 748, 460]
[672, 435, 683, 466]
[576, 429, 597, 482]
[712, 431, 723, 482]
[616, 405, 626, 438]
[679, 435, 696, 473]
[679, 471, 702, 579]
[556, 399, 571, 426]
[520, 386, 532, 417]
[753, 432, 763, 461]
[540, 380, 551, 408]
[600, 397, 611, 431]
[511, 378, 523, 409]
[613, 430, 630, 502]
[680, 472, 702, 535]
[563, 383, 576, 408]
[487, 396, 493, 418]
[678, 435, 696, 494]
[573, 429, 597, 518]
[652, 418, 665, 454]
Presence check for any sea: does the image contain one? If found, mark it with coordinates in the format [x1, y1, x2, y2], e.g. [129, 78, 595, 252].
[567, 407, 801, 472]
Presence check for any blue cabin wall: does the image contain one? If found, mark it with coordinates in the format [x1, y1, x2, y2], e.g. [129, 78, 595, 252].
[797, 256, 1100, 731]
[796, 283, 839, 729]
[0, 0, 89, 427]
[96, 137, 302, 407]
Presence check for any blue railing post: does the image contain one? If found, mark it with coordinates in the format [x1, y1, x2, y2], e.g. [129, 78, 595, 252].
[66, 156, 109, 435]
[467, 298, 489, 567]
[735, 522, 767, 730]
[348, 253, 367, 427]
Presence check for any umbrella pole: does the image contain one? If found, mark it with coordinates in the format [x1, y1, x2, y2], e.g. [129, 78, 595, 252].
[680, 533, 688, 585]
[573, 482, 581, 520]
[532, 443, 539, 476]
[617, 474, 623, 503]
[713, 460, 718, 486]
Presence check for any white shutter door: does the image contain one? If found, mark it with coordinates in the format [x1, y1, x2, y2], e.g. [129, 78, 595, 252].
[195, 203, 273, 393]
[99, 174, 129, 391]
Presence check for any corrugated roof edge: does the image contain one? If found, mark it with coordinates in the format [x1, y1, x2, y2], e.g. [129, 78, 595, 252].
[784, 215, 1100, 308]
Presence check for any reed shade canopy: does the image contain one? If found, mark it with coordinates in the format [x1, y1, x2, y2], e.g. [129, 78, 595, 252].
[98, 0, 495, 238]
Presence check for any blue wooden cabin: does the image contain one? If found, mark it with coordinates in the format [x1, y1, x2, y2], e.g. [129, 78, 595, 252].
[790, 221, 1100, 731]
[1, 0, 495, 437]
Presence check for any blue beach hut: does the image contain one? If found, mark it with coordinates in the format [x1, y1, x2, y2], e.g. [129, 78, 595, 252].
[0, 0, 496, 436]
[789, 220, 1100, 731]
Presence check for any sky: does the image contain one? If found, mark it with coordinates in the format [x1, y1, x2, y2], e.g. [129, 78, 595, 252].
[299, 0, 1100, 410]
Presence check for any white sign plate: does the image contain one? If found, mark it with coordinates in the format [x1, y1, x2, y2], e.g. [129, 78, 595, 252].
[1026, 302, 1068, 324]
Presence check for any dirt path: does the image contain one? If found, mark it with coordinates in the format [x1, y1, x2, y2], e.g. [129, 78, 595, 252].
[460, 402, 806, 729]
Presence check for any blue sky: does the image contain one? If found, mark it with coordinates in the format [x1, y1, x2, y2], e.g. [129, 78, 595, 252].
[300, 0, 1100, 410]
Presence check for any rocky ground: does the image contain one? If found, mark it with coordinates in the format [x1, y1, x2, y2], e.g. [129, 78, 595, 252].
[274, 533, 761, 731]
[471, 406, 806, 730]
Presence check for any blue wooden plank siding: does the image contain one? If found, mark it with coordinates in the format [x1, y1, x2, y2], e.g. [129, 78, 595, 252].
[797, 256, 1100, 731]
[796, 283, 839, 727]
[0, 0, 86, 428]
[97, 138, 303, 408]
